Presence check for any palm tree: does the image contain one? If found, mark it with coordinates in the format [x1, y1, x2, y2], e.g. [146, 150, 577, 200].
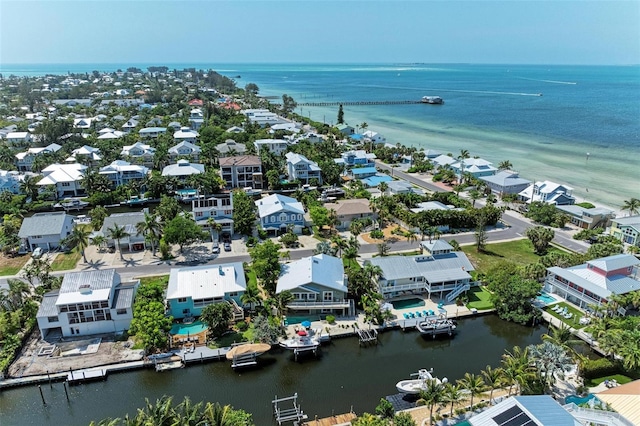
[457, 373, 485, 411]
[621, 198, 640, 216]
[404, 229, 417, 245]
[19, 174, 40, 201]
[443, 382, 463, 417]
[419, 379, 446, 426]
[91, 235, 106, 252]
[136, 212, 162, 255]
[241, 284, 262, 312]
[66, 226, 91, 263]
[542, 324, 582, 358]
[468, 189, 481, 208]
[498, 160, 513, 171]
[0, 278, 31, 312]
[481, 365, 504, 405]
[107, 224, 129, 260]
[527, 341, 574, 392]
[331, 235, 349, 258]
[273, 290, 294, 317]
[207, 217, 222, 242]
[501, 346, 530, 396]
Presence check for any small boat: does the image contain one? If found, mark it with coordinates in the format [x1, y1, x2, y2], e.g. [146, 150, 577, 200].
[225, 343, 272, 360]
[421, 96, 444, 104]
[416, 318, 457, 337]
[279, 332, 321, 351]
[55, 198, 89, 211]
[122, 195, 149, 206]
[396, 368, 448, 394]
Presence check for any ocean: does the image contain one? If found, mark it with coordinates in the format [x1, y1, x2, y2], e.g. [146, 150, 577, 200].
[2, 63, 638, 208]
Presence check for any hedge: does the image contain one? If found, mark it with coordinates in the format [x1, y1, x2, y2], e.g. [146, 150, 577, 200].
[581, 357, 621, 379]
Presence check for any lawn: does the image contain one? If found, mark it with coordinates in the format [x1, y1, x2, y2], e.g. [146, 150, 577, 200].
[0, 254, 29, 276]
[462, 239, 563, 272]
[343, 257, 361, 270]
[245, 268, 257, 288]
[585, 374, 633, 388]
[209, 331, 247, 348]
[544, 302, 587, 329]
[139, 275, 169, 288]
[50, 249, 81, 271]
[466, 286, 494, 310]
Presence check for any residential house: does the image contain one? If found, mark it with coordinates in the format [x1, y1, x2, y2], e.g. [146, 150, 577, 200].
[596, 380, 640, 426]
[166, 263, 246, 320]
[219, 155, 263, 190]
[192, 193, 234, 238]
[100, 212, 147, 252]
[173, 127, 199, 143]
[66, 145, 102, 166]
[276, 254, 353, 316]
[138, 127, 167, 138]
[254, 139, 289, 156]
[384, 180, 424, 196]
[480, 170, 532, 195]
[431, 154, 457, 169]
[225, 126, 244, 134]
[18, 212, 75, 252]
[467, 395, 585, 426]
[349, 166, 378, 180]
[15, 143, 63, 171]
[336, 124, 354, 135]
[121, 118, 139, 133]
[609, 215, 640, 247]
[324, 199, 375, 230]
[285, 152, 323, 185]
[161, 159, 205, 180]
[36, 269, 138, 339]
[6, 131, 32, 146]
[188, 108, 204, 130]
[168, 141, 201, 162]
[167, 121, 182, 131]
[99, 160, 149, 187]
[334, 150, 376, 168]
[97, 130, 125, 140]
[120, 142, 156, 167]
[256, 193, 305, 234]
[409, 201, 463, 232]
[348, 167, 393, 187]
[216, 139, 246, 157]
[362, 130, 386, 144]
[518, 181, 576, 205]
[556, 205, 615, 230]
[269, 122, 300, 134]
[72, 117, 93, 130]
[0, 170, 24, 194]
[544, 254, 640, 309]
[188, 99, 204, 107]
[242, 109, 286, 127]
[368, 240, 475, 301]
[37, 162, 87, 199]
[451, 157, 497, 178]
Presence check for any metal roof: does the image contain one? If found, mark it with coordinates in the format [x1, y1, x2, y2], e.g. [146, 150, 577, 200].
[277, 254, 346, 294]
[37, 293, 59, 318]
[548, 264, 640, 299]
[18, 212, 73, 238]
[587, 254, 639, 272]
[369, 252, 474, 282]
[166, 262, 246, 300]
[112, 285, 136, 309]
[468, 395, 581, 426]
[256, 194, 304, 217]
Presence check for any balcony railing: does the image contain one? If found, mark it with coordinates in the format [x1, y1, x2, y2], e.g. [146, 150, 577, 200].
[287, 300, 351, 309]
[547, 278, 602, 306]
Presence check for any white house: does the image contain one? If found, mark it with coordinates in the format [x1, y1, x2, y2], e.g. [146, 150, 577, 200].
[334, 150, 376, 168]
[216, 139, 247, 157]
[192, 193, 234, 238]
[451, 157, 497, 178]
[15, 143, 62, 172]
[138, 127, 167, 138]
[188, 108, 204, 130]
[97, 130, 125, 140]
[6, 131, 32, 145]
[173, 127, 199, 143]
[166, 263, 246, 320]
[66, 145, 102, 165]
[161, 159, 204, 180]
[99, 160, 150, 187]
[120, 142, 156, 167]
[37, 162, 87, 199]
[518, 181, 576, 205]
[276, 254, 353, 316]
[362, 130, 386, 143]
[431, 154, 457, 169]
[168, 141, 201, 161]
[121, 118, 139, 133]
[285, 152, 323, 184]
[37, 269, 138, 338]
[254, 139, 289, 156]
[18, 212, 75, 252]
[256, 193, 306, 234]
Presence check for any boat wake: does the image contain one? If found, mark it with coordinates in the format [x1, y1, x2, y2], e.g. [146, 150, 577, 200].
[517, 77, 577, 85]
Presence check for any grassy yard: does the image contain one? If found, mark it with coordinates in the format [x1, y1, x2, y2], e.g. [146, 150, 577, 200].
[585, 374, 633, 388]
[50, 249, 81, 271]
[343, 257, 361, 270]
[543, 302, 587, 329]
[0, 254, 29, 276]
[466, 286, 494, 310]
[245, 268, 257, 288]
[462, 239, 563, 272]
[209, 331, 247, 348]
[139, 275, 169, 288]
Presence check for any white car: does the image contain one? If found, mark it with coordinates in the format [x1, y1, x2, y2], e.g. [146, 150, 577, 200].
[32, 247, 43, 259]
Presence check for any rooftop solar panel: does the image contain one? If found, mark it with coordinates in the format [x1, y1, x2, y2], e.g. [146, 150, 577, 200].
[492, 405, 535, 426]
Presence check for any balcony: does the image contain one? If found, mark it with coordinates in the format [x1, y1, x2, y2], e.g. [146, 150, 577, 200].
[287, 299, 351, 310]
[546, 277, 602, 306]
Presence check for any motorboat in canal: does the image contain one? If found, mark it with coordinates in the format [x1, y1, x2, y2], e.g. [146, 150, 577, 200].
[416, 318, 457, 337]
[55, 198, 89, 211]
[396, 368, 448, 394]
[279, 329, 321, 351]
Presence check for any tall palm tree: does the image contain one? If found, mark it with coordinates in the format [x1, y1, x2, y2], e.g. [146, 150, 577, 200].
[107, 223, 129, 260]
[443, 382, 463, 417]
[331, 235, 349, 258]
[457, 372, 485, 411]
[273, 290, 294, 317]
[419, 379, 446, 426]
[19, 174, 40, 201]
[136, 212, 162, 255]
[621, 198, 640, 216]
[0, 278, 31, 312]
[542, 324, 582, 358]
[481, 365, 504, 405]
[404, 229, 418, 245]
[501, 345, 531, 396]
[241, 284, 262, 312]
[66, 226, 91, 263]
[498, 160, 513, 171]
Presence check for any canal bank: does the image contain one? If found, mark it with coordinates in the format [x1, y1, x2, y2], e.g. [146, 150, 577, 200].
[0, 314, 546, 426]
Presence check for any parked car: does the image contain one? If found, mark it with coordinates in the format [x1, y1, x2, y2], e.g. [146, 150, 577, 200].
[212, 242, 220, 254]
[31, 247, 43, 259]
[224, 242, 232, 252]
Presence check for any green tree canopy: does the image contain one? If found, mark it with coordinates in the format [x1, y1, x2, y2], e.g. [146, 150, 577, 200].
[163, 215, 208, 253]
[250, 240, 282, 295]
[485, 261, 542, 324]
[232, 190, 257, 236]
[200, 302, 232, 338]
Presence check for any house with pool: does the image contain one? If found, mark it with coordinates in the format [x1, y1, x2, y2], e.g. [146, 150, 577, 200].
[367, 240, 475, 302]
[544, 254, 640, 310]
[276, 254, 355, 317]
[166, 263, 246, 321]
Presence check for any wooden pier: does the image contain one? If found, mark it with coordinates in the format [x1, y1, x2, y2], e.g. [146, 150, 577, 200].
[273, 393, 308, 425]
[67, 369, 107, 385]
[356, 327, 378, 346]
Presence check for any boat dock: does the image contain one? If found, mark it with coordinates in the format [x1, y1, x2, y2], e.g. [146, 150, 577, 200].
[231, 352, 258, 369]
[154, 355, 184, 372]
[67, 369, 107, 385]
[303, 412, 357, 426]
[356, 327, 378, 346]
[273, 393, 308, 425]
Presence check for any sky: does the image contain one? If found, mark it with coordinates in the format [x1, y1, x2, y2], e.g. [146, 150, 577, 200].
[1, 0, 639, 65]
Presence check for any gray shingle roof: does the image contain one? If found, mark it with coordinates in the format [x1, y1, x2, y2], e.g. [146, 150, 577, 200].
[369, 252, 474, 283]
[18, 212, 73, 238]
[101, 212, 145, 237]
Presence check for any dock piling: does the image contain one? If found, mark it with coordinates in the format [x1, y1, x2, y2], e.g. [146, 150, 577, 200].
[63, 381, 70, 402]
[38, 385, 46, 405]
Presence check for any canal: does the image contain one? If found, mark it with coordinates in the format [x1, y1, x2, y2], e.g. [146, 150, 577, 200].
[0, 315, 546, 425]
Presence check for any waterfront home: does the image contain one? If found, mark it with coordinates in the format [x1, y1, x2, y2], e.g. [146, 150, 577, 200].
[6, 131, 32, 146]
[216, 139, 247, 157]
[18, 211, 74, 252]
[161, 160, 205, 180]
[66, 145, 102, 165]
[362, 130, 386, 143]
[285, 152, 323, 185]
[349, 166, 378, 180]
[168, 121, 182, 131]
[120, 142, 156, 167]
[333, 150, 376, 168]
[596, 380, 640, 425]
[173, 127, 199, 143]
[467, 395, 586, 425]
[451, 157, 497, 178]
[518, 181, 576, 205]
[544, 254, 640, 310]
[368, 240, 475, 301]
[100, 212, 147, 252]
[37, 162, 87, 199]
[138, 126, 167, 138]
[256, 194, 305, 234]
[254, 138, 289, 156]
[36, 269, 138, 339]
[556, 205, 615, 230]
[168, 141, 201, 161]
[336, 124, 355, 135]
[52, 98, 92, 107]
[609, 215, 640, 247]
[15, 143, 63, 171]
[324, 199, 375, 230]
[99, 160, 149, 187]
[243, 109, 286, 127]
[479, 170, 532, 195]
[191, 192, 234, 238]
[166, 263, 246, 320]
[384, 180, 424, 196]
[431, 154, 457, 169]
[219, 155, 263, 189]
[276, 254, 353, 316]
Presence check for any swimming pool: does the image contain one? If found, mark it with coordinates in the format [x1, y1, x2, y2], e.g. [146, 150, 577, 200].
[565, 394, 598, 405]
[536, 292, 558, 305]
[170, 321, 208, 335]
[284, 315, 321, 325]
[391, 298, 426, 310]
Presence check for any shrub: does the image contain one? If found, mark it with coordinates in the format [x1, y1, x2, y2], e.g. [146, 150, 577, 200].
[415, 398, 426, 407]
[370, 230, 384, 239]
[257, 228, 268, 240]
[325, 315, 336, 324]
[235, 321, 248, 332]
[246, 236, 257, 247]
[581, 357, 620, 379]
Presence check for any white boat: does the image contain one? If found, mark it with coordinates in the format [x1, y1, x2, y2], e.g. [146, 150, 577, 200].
[279, 334, 320, 351]
[416, 319, 456, 337]
[395, 368, 448, 394]
[421, 96, 444, 104]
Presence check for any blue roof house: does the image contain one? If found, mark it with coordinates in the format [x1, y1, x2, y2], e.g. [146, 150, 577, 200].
[256, 194, 306, 234]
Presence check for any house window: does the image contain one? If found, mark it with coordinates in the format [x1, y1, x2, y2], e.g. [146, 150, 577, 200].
[117, 308, 127, 315]
[308, 294, 316, 300]
[297, 214, 302, 220]
[177, 297, 187, 303]
[47, 316, 58, 323]
[229, 292, 238, 297]
[323, 292, 333, 302]
[270, 216, 275, 223]
[61, 182, 70, 187]
[195, 212, 203, 217]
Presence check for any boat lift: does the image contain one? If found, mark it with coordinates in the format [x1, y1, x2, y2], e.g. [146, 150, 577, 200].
[273, 393, 308, 425]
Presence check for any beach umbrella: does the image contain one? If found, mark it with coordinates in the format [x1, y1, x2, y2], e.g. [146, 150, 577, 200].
[301, 320, 311, 328]
[297, 330, 308, 336]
